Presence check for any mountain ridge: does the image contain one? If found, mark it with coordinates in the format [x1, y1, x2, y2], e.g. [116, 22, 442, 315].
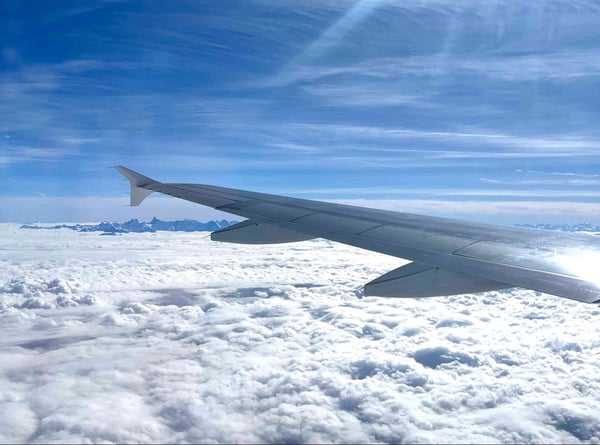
[20, 220, 600, 235]
[20, 218, 238, 234]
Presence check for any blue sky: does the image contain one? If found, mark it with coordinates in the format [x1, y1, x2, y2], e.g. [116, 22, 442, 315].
[1, 0, 600, 223]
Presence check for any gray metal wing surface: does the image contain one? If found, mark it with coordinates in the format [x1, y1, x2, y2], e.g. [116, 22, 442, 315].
[115, 166, 600, 303]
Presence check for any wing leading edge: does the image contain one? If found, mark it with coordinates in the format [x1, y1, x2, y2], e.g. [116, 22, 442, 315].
[115, 166, 600, 303]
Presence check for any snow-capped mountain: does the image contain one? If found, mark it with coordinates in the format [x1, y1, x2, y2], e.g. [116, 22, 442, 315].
[20, 218, 238, 234]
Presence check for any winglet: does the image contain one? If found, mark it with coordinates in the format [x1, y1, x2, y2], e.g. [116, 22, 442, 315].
[114, 166, 158, 206]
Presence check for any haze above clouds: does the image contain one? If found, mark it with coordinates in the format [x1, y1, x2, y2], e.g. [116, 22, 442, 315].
[2, 0, 600, 222]
[1, 226, 599, 443]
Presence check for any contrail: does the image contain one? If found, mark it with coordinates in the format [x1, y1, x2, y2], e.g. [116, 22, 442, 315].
[273, 0, 386, 86]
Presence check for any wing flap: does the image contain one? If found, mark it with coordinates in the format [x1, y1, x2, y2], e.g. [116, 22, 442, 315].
[211, 220, 316, 244]
[364, 262, 509, 298]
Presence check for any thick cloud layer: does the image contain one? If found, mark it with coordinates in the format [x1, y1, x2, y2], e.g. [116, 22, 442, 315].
[0, 224, 599, 443]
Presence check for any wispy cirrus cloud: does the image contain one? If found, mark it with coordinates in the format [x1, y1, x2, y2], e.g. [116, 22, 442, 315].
[266, 0, 387, 87]
[3, 1, 600, 220]
[332, 198, 600, 224]
[300, 83, 427, 107]
[516, 169, 600, 178]
[281, 49, 600, 87]
[480, 177, 600, 186]
[267, 123, 600, 154]
[292, 186, 600, 199]
[0, 147, 77, 165]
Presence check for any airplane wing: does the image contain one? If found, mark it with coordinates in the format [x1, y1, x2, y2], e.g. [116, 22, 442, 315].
[115, 166, 600, 303]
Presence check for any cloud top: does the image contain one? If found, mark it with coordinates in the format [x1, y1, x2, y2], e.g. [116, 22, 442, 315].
[1, 226, 599, 443]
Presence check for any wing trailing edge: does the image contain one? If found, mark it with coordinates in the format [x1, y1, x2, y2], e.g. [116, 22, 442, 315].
[211, 220, 316, 244]
[365, 262, 509, 298]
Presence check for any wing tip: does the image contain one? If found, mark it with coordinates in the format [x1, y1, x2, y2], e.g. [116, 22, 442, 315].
[114, 166, 158, 206]
[114, 166, 157, 186]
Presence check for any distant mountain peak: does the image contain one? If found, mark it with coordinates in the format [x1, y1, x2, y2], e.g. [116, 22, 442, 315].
[20, 218, 238, 234]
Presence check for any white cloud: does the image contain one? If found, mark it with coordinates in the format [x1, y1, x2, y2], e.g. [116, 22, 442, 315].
[282, 123, 600, 154]
[301, 83, 427, 107]
[1, 226, 599, 443]
[268, 0, 387, 87]
[361, 50, 600, 83]
[0, 147, 77, 165]
[337, 189, 600, 198]
[479, 177, 600, 186]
